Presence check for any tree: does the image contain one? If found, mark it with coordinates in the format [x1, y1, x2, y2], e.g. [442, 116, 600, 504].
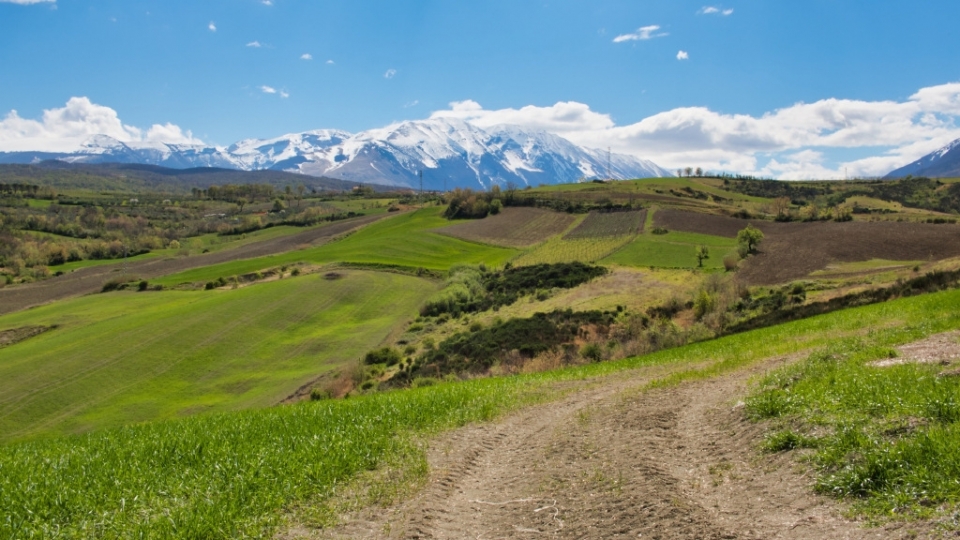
[736, 224, 764, 255]
[236, 197, 247, 213]
[771, 196, 791, 219]
[684, 167, 693, 177]
[677, 169, 683, 177]
[271, 198, 286, 213]
[694, 167, 703, 177]
[696, 245, 710, 267]
[296, 184, 306, 208]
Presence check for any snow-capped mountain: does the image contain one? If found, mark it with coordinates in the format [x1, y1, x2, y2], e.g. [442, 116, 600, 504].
[0, 119, 673, 189]
[885, 138, 960, 179]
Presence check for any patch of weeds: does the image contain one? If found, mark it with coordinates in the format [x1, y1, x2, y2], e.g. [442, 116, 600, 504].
[761, 430, 818, 452]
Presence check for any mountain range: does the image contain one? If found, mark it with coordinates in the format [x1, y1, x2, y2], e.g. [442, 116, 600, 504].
[0, 118, 672, 191]
[885, 138, 960, 179]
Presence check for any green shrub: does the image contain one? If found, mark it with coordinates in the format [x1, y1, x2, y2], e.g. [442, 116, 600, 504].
[363, 347, 402, 366]
[651, 227, 668, 235]
[580, 343, 603, 362]
[138, 280, 149, 291]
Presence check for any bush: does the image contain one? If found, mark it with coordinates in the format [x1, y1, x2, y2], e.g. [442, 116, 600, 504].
[101, 277, 133, 292]
[138, 280, 149, 291]
[363, 347, 402, 366]
[722, 253, 739, 271]
[309, 388, 331, 401]
[651, 227, 668, 235]
[580, 343, 603, 362]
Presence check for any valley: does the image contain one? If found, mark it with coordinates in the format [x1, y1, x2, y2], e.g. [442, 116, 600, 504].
[3, 173, 960, 538]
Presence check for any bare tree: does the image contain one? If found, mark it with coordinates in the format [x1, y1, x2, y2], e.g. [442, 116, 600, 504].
[772, 196, 791, 219]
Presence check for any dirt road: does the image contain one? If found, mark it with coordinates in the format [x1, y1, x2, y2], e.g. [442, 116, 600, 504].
[0, 213, 389, 316]
[302, 360, 920, 539]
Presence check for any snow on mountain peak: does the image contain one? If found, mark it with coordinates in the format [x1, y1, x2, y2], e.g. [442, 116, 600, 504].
[0, 120, 673, 188]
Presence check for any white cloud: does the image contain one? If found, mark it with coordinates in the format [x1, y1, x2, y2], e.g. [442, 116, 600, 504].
[259, 86, 277, 94]
[280, 90, 289, 99]
[326, 59, 335, 65]
[300, 53, 313, 60]
[431, 100, 615, 133]
[428, 82, 960, 179]
[404, 100, 419, 108]
[262, 0, 272, 4]
[384, 68, 397, 79]
[0, 0, 55, 4]
[677, 50, 689, 60]
[613, 25, 667, 43]
[246, 41, 261, 48]
[699, 6, 733, 15]
[208, 21, 216, 32]
[0, 97, 202, 152]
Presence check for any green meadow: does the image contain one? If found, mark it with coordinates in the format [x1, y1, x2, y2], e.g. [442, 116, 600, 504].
[154, 207, 518, 286]
[0, 270, 437, 442]
[603, 230, 738, 269]
[3, 286, 959, 539]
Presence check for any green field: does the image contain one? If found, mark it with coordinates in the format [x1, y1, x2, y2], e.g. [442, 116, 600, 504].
[603, 230, 738, 269]
[154, 208, 518, 286]
[0, 270, 437, 442]
[3, 286, 958, 539]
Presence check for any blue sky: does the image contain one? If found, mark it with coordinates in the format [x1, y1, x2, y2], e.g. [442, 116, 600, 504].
[2, 0, 960, 178]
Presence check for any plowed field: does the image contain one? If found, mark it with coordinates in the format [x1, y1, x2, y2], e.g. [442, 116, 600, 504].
[434, 208, 577, 248]
[563, 209, 646, 239]
[654, 209, 960, 284]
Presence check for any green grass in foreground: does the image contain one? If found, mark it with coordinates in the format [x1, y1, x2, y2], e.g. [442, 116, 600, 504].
[747, 329, 960, 518]
[2, 289, 960, 537]
[602, 230, 737, 269]
[154, 208, 518, 286]
[0, 270, 437, 442]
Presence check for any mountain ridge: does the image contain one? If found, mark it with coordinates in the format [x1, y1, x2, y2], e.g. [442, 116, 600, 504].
[0, 119, 672, 190]
[885, 137, 960, 178]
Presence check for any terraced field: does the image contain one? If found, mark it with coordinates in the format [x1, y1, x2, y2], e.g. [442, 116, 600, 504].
[0, 270, 437, 442]
[435, 207, 577, 248]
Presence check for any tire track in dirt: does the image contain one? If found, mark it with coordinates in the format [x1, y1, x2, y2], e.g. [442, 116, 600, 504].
[298, 358, 921, 539]
[0, 213, 390, 316]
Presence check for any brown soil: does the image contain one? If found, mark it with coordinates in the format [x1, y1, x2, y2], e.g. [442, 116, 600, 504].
[289, 358, 923, 539]
[0, 325, 52, 348]
[0, 213, 390, 316]
[654, 209, 960, 285]
[435, 208, 577, 248]
[870, 330, 960, 368]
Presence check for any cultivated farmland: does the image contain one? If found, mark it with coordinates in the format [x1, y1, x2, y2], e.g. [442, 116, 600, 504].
[0, 270, 437, 441]
[435, 207, 577, 248]
[563, 209, 646, 239]
[603, 229, 737, 269]
[654, 208, 960, 283]
[153, 207, 519, 286]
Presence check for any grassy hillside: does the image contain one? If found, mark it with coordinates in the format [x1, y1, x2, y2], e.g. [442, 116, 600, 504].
[0, 270, 437, 442]
[3, 287, 959, 539]
[153, 207, 519, 286]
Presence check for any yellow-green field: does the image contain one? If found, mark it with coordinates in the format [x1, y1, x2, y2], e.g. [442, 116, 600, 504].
[0, 270, 437, 442]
